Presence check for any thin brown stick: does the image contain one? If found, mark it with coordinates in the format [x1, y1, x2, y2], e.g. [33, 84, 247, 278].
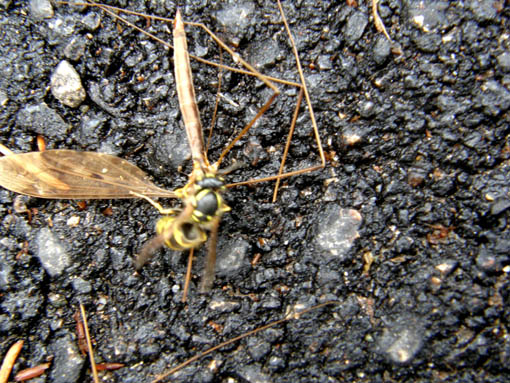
[199, 217, 220, 293]
[226, 163, 325, 188]
[273, 0, 325, 195]
[80, 304, 99, 383]
[206, 48, 223, 155]
[215, 88, 278, 167]
[273, 88, 304, 202]
[0, 340, 24, 383]
[150, 301, 340, 383]
[181, 247, 194, 303]
[184, 20, 279, 95]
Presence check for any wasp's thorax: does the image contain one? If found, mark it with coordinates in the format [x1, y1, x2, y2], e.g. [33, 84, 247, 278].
[155, 170, 230, 250]
[177, 172, 230, 227]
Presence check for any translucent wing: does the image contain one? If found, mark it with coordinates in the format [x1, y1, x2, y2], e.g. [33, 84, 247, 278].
[0, 150, 176, 199]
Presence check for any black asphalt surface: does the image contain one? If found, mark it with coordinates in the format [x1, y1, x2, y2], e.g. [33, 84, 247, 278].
[0, 1, 508, 382]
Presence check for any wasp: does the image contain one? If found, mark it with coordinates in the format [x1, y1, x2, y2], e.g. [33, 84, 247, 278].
[0, 1, 324, 298]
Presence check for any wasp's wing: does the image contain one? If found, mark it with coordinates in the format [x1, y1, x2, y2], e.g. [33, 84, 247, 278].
[0, 150, 176, 199]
